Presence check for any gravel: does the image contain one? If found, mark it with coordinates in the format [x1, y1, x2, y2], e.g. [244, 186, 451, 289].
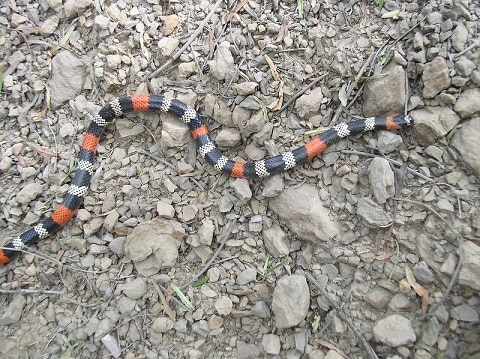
[1, 0, 479, 358]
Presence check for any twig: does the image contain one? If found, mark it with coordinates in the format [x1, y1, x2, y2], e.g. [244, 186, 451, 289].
[147, 0, 223, 79]
[278, 73, 328, 113]
[0, 288, 63, 295]
[306, 272, 379, 359]
[180, 218, 237, 290]
[454, 38, 480, 58]
[139, 149, 176, 170]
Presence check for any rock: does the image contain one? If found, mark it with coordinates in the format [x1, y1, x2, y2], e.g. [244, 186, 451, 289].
[451, 22, 468, 51]
[95, 14, 111, 30]
[324, 350, 346, 359]
[376, 131, 405, 154]
[101, 334, 121, 358]
[181, 205, 198, 222]
[363, 64, 405, 117]
[237, 267, 257, 285]
[251, 301, 270, 318]
[117, 296, 136, 314]
[262, 334, 281, 355]
[103, 211, 119, 232]
[48, 51, 87, 109]
[373, 314, 416, 347]
[413, 261, 435, 284]
[269, 184, 339, 242]
[263, 223, 290, 258]
[454, 88, 480, 119]
[121, 277, 147, 299]
[451, 118, 480, 179]
[152, 317, 174, 333]
[64, 0, 92, 18]
[272, 275, 310, 328]
[198, 219, 214, 245]
[262, 175, 284, 198]
[15, 182, 43, 204]
[420, 317, 439, 349]
[235, 109, 265, 138]
[368, 157, 395, 204]
[411, 107, 460, 146]
[295, 87, 323, 118]
[237, 341, 261, 359]
[458, 240, 480, 290]
[451, 304, 479, 322]
[455, 56, 476, 77]
[422, 57, 450, 99]
[162, 14, 179, 36]
[94, 318, 116, 341]
[124, 218, 185, 276]
[232, 178, 252, 203]
[160, 115, 189, 148]
[0, 295, 26, 325]
[363, 286, 391, 310]
[356, 197, 392, 228]
[215, 127, 242, 147]
[232, 82, 258, 95]
[204, 94, 235, 127]
[215, 296, 233, 315]
[239, 96, 261, 111]
[177, 62, 196, 78]
[388, 293, 415, 312]
[157, 201, 175, 218]
[158, 36, 179, 57]
[209, 41, 235, 82]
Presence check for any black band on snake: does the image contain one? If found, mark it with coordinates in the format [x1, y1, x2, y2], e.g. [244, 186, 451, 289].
[0, 94, 413, 264]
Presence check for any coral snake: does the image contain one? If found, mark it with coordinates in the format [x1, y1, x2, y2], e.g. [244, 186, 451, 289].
[0, 94, 413, 265]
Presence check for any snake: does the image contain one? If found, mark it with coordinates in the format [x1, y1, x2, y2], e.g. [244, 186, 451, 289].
[0, 94, 413, 264]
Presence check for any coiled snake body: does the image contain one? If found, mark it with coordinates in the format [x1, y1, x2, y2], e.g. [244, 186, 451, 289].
[0, 94, 413, 264]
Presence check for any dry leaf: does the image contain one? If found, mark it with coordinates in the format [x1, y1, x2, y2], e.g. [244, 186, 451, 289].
[151, 280, 176, 320]
[405, 266, 430, 314]
[225, 0, 250, 23]
[268, 80, 284, 111]
[399, 278, 411, 293]
[317, 340, 348, 358]
[264, 54, 281, 81]
[381, 9, 401, 19]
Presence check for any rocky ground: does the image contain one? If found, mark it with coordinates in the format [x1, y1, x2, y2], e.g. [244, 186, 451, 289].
[0, 0, 479, 358]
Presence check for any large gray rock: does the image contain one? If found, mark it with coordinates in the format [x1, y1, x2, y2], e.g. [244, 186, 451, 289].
[451, 118, 480, 179]
[411, 106, 460, 146]
[124, 218, 184, 276]
[454, 88, 480, 119]
[48, 51, 86, 109]
[459, 240, 480, 290]
[422, 57, 450, 99]
[363, 64, 405, 117]
[373, 314, 416, 347]
[269, 183, 339, 242]
[272, 275, 310, 328]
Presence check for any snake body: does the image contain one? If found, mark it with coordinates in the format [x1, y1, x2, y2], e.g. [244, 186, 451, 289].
[0, 94, 413, 264]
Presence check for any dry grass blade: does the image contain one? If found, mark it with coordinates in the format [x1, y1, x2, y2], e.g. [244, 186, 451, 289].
[225, 0, 250, 23]
[316, 340, 348, 358]
[151, 279, 176, 320]
[170, 283, 195, 311]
